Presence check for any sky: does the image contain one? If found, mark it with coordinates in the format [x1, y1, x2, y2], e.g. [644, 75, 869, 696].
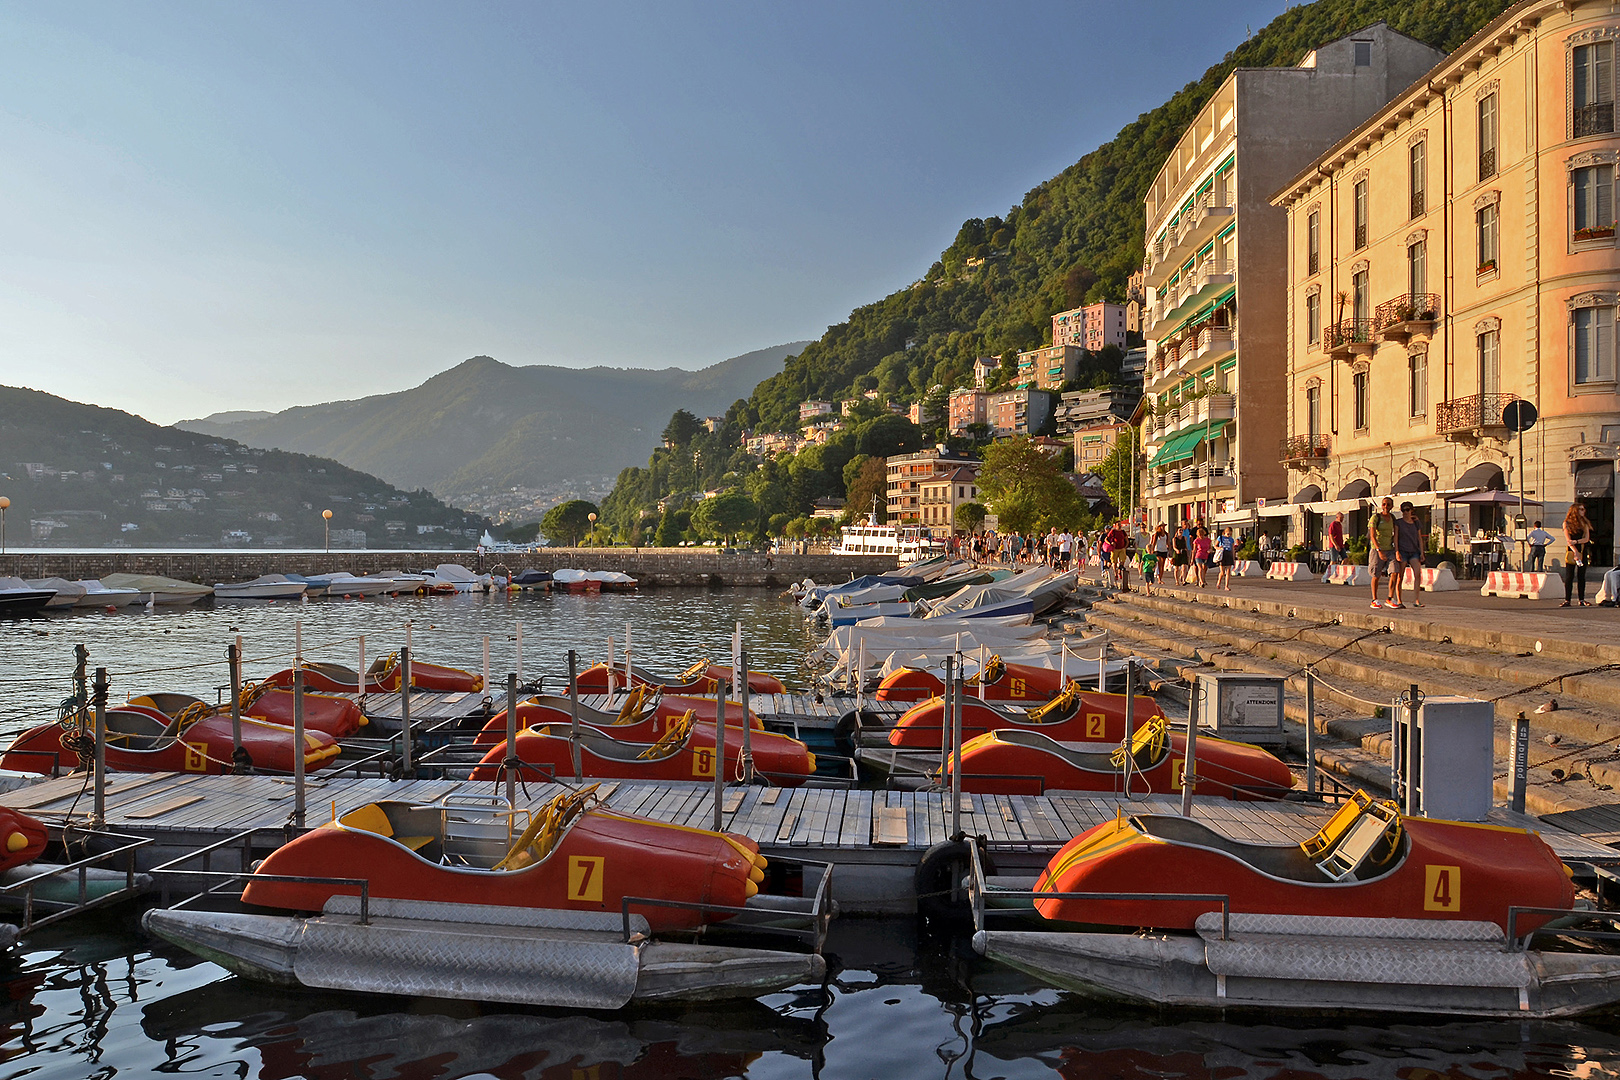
[0, 0, 1294, 424]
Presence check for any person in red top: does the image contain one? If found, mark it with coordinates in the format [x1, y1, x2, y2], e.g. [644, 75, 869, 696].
[1321, 512, 1346, 584]
[1105, 522, 1130, 588]
[1191, 526, 1214, 587]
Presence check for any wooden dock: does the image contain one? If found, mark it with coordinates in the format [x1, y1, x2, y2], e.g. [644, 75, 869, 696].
[4, 772, 1614, 915]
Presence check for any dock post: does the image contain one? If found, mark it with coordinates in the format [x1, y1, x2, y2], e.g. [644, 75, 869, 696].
[1510, 711, 1530, 815]
[627, 621, 636, 690]
[1122, 659, 1135, 798]
[1059, 640, 1067, 687]
[228, 637, 243, 771]
[856, 638, 866, 713]
[292, 665, 306, 826]
[92, 667, 107, 826]
[1098, 643, 1106, 693]
[505, 672, 519, 805]
[979, 645, 987, 701]
[515, 623, 523, 685]
[607, 636, 615, 693]
[567, 650, 581, 781]
[399, 646, 413, 778]
[739, 647, 754, 783]
[949, 653, 963, 838]
[481, 636, 490, 707]
[939, 655, 953, 777]
[1181, 676, 1198, 816]
[713, 680, 727, 832]
[1404, 683, 1420, 815]
[357, 635, 366, 712]
[1305, 669, 1317, 797]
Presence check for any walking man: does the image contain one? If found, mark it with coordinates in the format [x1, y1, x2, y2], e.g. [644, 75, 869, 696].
[1322, 512, 1346, 583]
[1369, 497, 1398, 609]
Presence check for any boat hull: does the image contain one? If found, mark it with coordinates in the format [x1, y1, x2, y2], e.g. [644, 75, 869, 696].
[214, 583, 308, 601]
[574, 663, 785, 696]
[472, 699, 763, 748]
[877, 661, 1070, 703]
[471, 724, 814, 786]
[0, 709, 341, 775]
[886, 691, 1164, 748]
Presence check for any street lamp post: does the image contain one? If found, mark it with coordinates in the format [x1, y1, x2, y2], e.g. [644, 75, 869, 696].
[322, 509, 333, 553]
[0, 496, 9, 556]
[587, 512, 597, 547]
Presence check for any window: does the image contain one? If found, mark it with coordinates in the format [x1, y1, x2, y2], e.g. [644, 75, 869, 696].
[1353, 179, 1369, 249]
[1306, 292, 1321, 344]
[1574, 165, 1615, 238]
[1478, 329, 1500, 396]
[1307, 210, 1320, 274]
[1575, 305, 1616, 384]
[1575, 41, 1615, 137]
[1478, 94, 1498, 179]
[1408, 240, 1427, 297]
[1352, 370, 1369, 431]
[1352, 269, 1369, 323]
[1409, 141, 1426, 218]
[1306, 385, 1321, 435]
[1353, 40, 1372, 67]
[1408, 351, 1428, 417]
[1477, 203, 1499, 272]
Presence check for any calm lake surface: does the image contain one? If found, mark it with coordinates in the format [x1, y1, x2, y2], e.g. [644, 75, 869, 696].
[1, 590, 1619, 1078]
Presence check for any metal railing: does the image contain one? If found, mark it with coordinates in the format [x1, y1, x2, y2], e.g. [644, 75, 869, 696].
[1478, 147, 1497, 179]
[1575, 102, 1615, 138]
[1374, 293, 1440, 333]
[621, 856, 834, 951]
[1436, 392, 1519, 435]
[1324, 319, 1373, 351]
[1280, 433, 1332, 462]
[1354, 223, 1367, 249]
[1410, 190, 1425, 219]
[1307, 250, 1320, 275]
[4, 831, 152, 931]
[1505, 906, 1620, 952]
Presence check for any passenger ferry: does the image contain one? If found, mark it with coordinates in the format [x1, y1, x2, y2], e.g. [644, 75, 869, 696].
[831, 504, 938, 564]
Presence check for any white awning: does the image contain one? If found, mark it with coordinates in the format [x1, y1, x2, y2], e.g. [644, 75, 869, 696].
[1257, 504, 1296, 518]
[1213, 509, 1256, 525]
[1305, 498, 1369, 514]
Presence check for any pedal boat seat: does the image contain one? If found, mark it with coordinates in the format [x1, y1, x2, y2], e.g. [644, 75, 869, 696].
[336, 801, 440, 857]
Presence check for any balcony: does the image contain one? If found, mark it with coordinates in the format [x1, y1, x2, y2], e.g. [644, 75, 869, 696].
[1436, 393, 1519, 438]
[1191, 325, 1235, 364]
[1325, 319, 1374, 360]
[1197, 393, 1236, 424]
[1575, 102, 1614, 138]
[1280, 433, 1331, 466]
[1374, 293, 1440, 342]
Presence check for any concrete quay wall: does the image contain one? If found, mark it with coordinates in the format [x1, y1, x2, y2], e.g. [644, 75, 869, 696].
[0, 549, 900, 588]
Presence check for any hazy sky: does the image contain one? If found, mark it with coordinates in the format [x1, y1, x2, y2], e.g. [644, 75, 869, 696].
[0, 1, 1291, 424]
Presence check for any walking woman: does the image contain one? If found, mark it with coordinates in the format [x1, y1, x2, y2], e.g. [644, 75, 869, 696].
[1563, 500, 1593, 607]
[1170, 526, 1189, 586]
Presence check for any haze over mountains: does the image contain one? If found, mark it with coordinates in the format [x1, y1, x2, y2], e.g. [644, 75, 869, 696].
[180, 343, 808, 518]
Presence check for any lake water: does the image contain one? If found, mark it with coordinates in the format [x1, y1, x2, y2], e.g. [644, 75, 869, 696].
[1, 590, 1619, 1078]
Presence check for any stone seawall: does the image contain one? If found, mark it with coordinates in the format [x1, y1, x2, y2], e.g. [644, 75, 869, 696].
[0, 549, 900, 588]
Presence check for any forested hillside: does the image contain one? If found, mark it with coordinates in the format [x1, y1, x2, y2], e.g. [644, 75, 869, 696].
[735, 0, 1511, 434]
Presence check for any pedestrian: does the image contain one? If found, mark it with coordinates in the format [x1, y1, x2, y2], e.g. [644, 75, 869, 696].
[1257, 531, 1272, 568]
[1527, 519, 1554, 573]
[1322, 512, 1346, 584]
[1139, 542, 1158, 596]
[1215, 526, 1235, 590]
[1394, 501, 1424, 608]
[1562, 501, 1593, 607]
[1192, 526, 1213, 587]
[1171, 526, 1189, 586]
[1369, 497, 1397, 608]
[1107, 520, 1130, 589]
[1058, 528, 1073, 570]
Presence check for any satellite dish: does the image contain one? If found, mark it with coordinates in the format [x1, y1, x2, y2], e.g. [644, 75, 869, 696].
[1502, 399, 1538, 432]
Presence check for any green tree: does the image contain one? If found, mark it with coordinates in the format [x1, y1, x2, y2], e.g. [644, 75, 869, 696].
[693, 490, 756, 544]
[1095, 427, 1139, 516]
[843, 456, 888, 523]
[956, 502, 988, 534]
[541, 499, 598, 547]
[662, 409, 702, 448]
[653, 509, 680, 547]
[977, 437, 1081, 530]
[856, 414, 925, 459]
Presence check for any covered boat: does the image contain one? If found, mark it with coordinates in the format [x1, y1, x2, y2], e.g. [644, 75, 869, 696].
[73, 579, 143, 608]
[942, 717, 1294, 798]
[426, 563, 491, 593]
[471, 714, 815, 786]
[886, 683, 1164, 748]
[27, 578, 84, 609]
[0, 577, 58, 617]
[324, 572, 394, 597]
[573, 660, 785, 696]
[265, 655, 484, 694]
[472, 690, 763, 748]
[510, 569, 553, 589]
[214, 574, 307, 601]
[1, 703, 340, 775]
[100, 573, 213, 606]
[877, 655, 1071, 703]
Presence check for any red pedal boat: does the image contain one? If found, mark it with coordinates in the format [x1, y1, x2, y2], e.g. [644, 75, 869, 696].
[876, 656, 1065, 703]
[471, 690, 763, 748]
[470, 714, 815, 786]
[242, 785, 768, 932]
[0, 703, 341, 775]
[887, 682, 1163, 749]
[265, 656, 484, 695]
[0, 808, 48, 872]
[574, 660, 786, 696]
[131, 689, 366, 739]
[1033, 790, 1575, 934]
[942, 717, 1294, 798]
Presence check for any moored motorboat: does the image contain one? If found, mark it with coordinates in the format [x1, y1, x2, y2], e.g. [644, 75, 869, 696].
[27, 578, 84, 609]
[213, 574, 308, 601]
[471, 714, 815, 786]
[885, 683, 1165, 748]
[0, 577, 59, 617]
[877, 655, 1070, 703]
[72, 579, 143, 608]
[941, 717, 1295, 798]
[509, 569, 552, 590]
[552, 569, 602, 593]
[426, 563, 491, 593]
[100, 573, 213, 605]
[129, 688, 367, 739]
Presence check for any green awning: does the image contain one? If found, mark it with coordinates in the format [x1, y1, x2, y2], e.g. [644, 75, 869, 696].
[1150, 420, 1232, 468]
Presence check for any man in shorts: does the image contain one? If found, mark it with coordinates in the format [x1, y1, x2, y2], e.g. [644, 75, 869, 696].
[1369, 497, 1398, 609]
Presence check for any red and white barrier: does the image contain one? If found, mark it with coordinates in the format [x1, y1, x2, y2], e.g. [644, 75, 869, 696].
[1264, 561, 1314, 582]
[1324, 564, 1371, 587]
[1232, 560, 1263, 577]
[1480, 571, 1559, 600]
[1402, 565, 1460, 592]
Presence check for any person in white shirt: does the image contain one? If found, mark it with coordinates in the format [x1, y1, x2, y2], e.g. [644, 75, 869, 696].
[1057, 531, 1072, 570]
[1526, 520, 1555, 573]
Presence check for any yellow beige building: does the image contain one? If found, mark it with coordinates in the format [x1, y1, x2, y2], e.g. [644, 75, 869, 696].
[1275, 0, 1620, 564]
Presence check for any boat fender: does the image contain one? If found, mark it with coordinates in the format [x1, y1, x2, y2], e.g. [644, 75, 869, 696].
[914, 838, 995, 926]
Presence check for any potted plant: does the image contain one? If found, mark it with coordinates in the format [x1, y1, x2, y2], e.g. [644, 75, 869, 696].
[1477, 259, 1497, 274]
[1575, 222, 1616, 242]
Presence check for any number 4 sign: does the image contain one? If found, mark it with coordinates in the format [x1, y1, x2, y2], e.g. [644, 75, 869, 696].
[1424, 864, 1461, 912]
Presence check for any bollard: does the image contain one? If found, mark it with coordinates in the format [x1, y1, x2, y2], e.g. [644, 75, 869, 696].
[92, 667, 108, 826]
[1122, 660, 1136, 798]
[1305, 669, 1317, 797]
[567, 650, 581, 781]
[399, 647, 413, 777]
[1181, 677, 1198, 817]
[292, 665, 306, 825]
[1510, 711, 1530, 815]
[228, 638, 243, 767]
[505, 672, 519, 805]
[713, 680, 727, 832]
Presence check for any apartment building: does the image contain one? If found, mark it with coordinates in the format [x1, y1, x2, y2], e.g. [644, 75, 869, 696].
[949, 388, 987, 434]
[798, 401, 834, 422]
[1274, 0, 1620, 562]
[1051, 303, 1129, 352]
[886, 447, 979, 523]
[1140, 23, 1446, 528]
[1055, 386, 1140, 435]
[1015, 344, 1083, 390]
[918, 466, 981, 532]
[1076, 423, 1131, 469]
[988, 389, 1055, 437]
[973, 357, 1000, 388]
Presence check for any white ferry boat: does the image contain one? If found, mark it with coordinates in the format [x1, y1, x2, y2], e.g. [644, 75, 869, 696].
[831, 505, 938, 564]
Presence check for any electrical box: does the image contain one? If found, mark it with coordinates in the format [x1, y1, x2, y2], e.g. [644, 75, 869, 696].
[1195, 673, 1286, 745]
[1394, 696, 1494, 821]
